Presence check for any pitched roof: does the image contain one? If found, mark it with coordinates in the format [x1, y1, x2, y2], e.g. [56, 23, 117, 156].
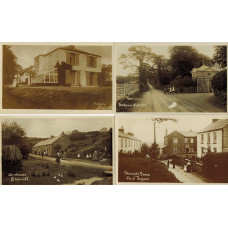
[166, 130, 197, 138]
[178, 131, 197, 137]
[198, 119, 228, 133]
[33, 135, 63, 147]
[118, 130, 141, 141]
[35, 46, 101, 59]
[191, 65, 218, 73]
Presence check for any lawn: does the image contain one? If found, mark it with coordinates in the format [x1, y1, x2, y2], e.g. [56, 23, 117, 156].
[3, 86, 112, 110]
[118, 155, 180, 183]
[2, 157, 112, 185]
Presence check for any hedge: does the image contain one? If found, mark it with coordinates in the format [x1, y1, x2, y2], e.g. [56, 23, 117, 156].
[201, 152, 228, 183]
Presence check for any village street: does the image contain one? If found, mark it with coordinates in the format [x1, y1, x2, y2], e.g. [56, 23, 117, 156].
[29, 154, 112, 172]
[162, 161, 210, 183]
[118, 84, 225, 112]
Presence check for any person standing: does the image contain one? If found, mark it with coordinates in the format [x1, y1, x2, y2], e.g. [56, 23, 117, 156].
[172, 159, 175, 169]
[56, 152, 61, 165]
[41, 151, 44, 158]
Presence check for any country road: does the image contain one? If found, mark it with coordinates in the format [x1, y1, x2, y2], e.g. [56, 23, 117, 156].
[29, 154, 112, 171]
[117, 84, 226, 112]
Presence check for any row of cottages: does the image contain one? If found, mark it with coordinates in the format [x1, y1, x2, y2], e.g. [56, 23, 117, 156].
[118, 127, 141, 153]
[32, 134, 71, 157]
[32, 46, 101, 86]
[164, 130, 197, 156]
[191, 64, 218, 93]
[197, 119, 228, 157]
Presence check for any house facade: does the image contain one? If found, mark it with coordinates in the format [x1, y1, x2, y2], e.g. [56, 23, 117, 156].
[118, 127, 141, 153]
[191, 64, 218, 93]
[33, 46, 101, 86]
[32, 134, 71, 157]
[164, 130, 197, 155]
[197, 119, 228, 158]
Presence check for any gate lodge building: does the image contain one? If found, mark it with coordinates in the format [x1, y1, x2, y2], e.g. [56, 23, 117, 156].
[191, 64, 218, 93]
[32, 46, 101, 86]
[32, 134, 71, 157]
[118, 127, 141, 153]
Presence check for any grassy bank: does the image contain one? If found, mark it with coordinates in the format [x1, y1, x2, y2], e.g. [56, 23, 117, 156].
[2, 157, 112, 185]
[3, 86, 112, 110]
[118, 155, 180, 183]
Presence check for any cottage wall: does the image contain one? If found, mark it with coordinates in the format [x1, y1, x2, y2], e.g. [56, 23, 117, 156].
[118, 136, 141, 153]
[51, 135, 71, 156]
[223, 126, 228, 152]
[197, 130, 223, 157]
[165, 131, 197, 155]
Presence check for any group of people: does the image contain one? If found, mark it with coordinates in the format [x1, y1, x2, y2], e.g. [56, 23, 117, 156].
[164, 86, 176, 95]
[167, 159, 175, 169]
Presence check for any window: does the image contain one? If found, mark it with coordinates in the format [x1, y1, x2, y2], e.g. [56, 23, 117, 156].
[87, 56, 97, 68]
[201, 134, 204, 144]
[190, 138, 194, 143]
[184, 138, 188, 143]
[173, 138, 178, 143]
[207, 133, 211, 144]
[45, 75, 49, 82]
[213, 147, 217, 153]
[173, 148, 178, 153]
[190, 148, 194, 153]
[70, 53, 79, 65]
[121, 138, 123, 147]
[125, 139, 127, 147]
[213, 132, 217, 144]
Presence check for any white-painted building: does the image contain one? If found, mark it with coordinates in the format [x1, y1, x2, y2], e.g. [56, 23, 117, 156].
[197, 119, 228, 158]
[118, 127, 141, 153]
[33, 46, 101, 86]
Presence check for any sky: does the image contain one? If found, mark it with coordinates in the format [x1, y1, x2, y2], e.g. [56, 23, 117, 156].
[116, 44, 216, 76]
[116, 115, 225, 145]
[10, 45, 112, 69]
[3, 117, 113, 138]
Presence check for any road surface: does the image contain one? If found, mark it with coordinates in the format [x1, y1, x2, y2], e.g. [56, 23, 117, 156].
[117, 84, 226, 112]
[29, 154, 112, 171]
[162, 161, 210, 183]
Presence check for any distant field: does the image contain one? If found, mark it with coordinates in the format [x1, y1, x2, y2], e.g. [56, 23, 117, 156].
[3, 86, 112, 110]
[118, 155, 180, 183]
[2, 157, 112, 185]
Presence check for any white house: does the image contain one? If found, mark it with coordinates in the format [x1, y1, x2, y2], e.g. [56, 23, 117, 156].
[197, 119, 228, 158]
[33, 46, 101, 86]
[118, 127, 141, 153]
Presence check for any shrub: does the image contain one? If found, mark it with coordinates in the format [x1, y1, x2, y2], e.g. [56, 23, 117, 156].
[19, 141, 31, 159]
[170, 76, 196, 88]
[211, 69, 227, 91]
[201, 152, 228, 182]
[2, 145, 23, 173]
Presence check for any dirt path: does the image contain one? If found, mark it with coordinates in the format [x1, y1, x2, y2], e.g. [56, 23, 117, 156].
[161, 161, 210, 183]
[117, 84, 226, 112]
[29, 154, 112, 171]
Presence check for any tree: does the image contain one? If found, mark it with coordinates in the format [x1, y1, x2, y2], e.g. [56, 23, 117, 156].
[99, 64, 112, 86]
[3, 45, 18, 85]
[119, 46, 156, 91]
[2, 121, 30, 159]
[2, 121, 25, 145]
[23, 65, 36, 84]
[169, 46, 202, 77]
[55, 61, 72, 85]
[141, 143, 149, 155]
[213, 46, 227, 69]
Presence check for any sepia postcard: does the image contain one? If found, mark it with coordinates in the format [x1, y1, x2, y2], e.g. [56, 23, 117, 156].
[116, 114, 228, 184]
[1, 116, 113, 185]
[0, 42, 114, 114]
[116, 43, 227, 113]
